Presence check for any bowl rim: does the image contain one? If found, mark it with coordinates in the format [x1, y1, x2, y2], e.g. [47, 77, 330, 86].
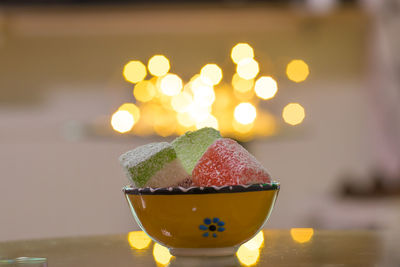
[123, 181, 280, 195]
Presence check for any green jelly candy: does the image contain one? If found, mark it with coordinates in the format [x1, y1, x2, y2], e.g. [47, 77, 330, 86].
[119, 142, 183, 188]
[171, 127, 221, 174]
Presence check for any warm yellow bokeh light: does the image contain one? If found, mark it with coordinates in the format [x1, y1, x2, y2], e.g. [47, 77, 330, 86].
[111, 110, 135, 133]
[150, 76, 162, 95]
[192, 85, 215, 107]
[153, 111, 176, 137]
[117, 45, 288, 140]
[233, 119, 254, 134]
[236, 245, 260, 266]
[134, 80, 156, 102]
[127, 231, 152, 250]
[153, 243, 173, 266]
[188, 104, 212, 123]
[182, 83, 193, 95]
[196, 114, 219, 130]
[214, 88, 234, 110]
[254, 76, 278, 100]
[233, 88, 255, 101]
[200, 64, 223, 85]
[118, 103, 140, 122]
[232, 73, 254, 93]
[171, 91, 193, 113]
[290, 228, 314, 243]
[216, 112, 234, 136]
[236, 58, 259, 80]
[242, 231, 264, 251]
[286, 59, 310, 83]
[131, 103, 159, 136]
[282, 103, 305, 126]
[177, 112, 195, 127]
[234, 102, 257, 125]
[190, 76, 207, 91]
[123, 60, 147, 84]
[175, 124, 196, 136]
[160, 74, 183, 96]
[189, 74, 200, 83]
[255, 111, 277, 137]
[231, 43, 254, 64]
[157, 94, 173, 111]
[148, 55, 170, 77]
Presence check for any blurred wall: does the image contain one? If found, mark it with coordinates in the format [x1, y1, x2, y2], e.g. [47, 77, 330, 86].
[0, 6, 373, 241]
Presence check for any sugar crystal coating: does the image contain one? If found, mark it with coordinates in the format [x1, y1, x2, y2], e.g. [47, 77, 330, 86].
[171, 127, 221, 174]
[192, 138, 271, 186]
[119, 142, 187, 188]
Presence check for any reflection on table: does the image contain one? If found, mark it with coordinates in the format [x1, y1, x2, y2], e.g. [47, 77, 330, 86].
[1, 229, 385, 267]
[127, 229, 268, 266]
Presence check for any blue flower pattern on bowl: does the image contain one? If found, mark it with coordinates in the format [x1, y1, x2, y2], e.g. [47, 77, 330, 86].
[199, 217, 225, 238]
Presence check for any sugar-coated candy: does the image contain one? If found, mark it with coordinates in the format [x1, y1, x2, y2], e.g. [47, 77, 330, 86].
[172, 127, 221, 174]
[119, 142, 188, 188]
[192, 138, 271, 186]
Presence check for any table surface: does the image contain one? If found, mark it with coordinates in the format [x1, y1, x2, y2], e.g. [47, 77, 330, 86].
[0, 230, 393, 267]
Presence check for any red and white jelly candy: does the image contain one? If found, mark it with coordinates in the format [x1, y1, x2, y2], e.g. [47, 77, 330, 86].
[192, 138, 272, 186]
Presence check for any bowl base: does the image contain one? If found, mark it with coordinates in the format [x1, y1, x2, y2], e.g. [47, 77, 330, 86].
[168, 254, 240, 267]
[169, 247, 237, 257]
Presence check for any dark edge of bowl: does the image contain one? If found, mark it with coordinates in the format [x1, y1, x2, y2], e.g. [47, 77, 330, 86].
[123, 182, 280, 195]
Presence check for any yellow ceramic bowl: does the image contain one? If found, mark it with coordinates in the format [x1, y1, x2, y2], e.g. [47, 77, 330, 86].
[123, 182, 279, 256]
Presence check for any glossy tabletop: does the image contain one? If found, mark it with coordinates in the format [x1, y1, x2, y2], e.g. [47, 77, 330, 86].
[0, 230, 391, 267]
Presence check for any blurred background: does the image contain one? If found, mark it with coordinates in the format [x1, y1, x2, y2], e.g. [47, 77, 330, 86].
[1, 0, 400, 242]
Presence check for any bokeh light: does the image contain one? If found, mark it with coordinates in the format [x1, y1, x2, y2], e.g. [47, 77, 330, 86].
[286, 59, 310, 83]
[111, 110, 134, 133]
[160, 74, 183, 96]
[150, 76, 162, 93]
[200, 64, 223, 85]
[157, 94, 173, 111]
[153, 110, 176, 137]
[127, 231, 152, 250]
[254, 76, 278, 100]
[236, 58, 259, 80]
[118, 103, 140, 122]
[189, 73, 200, 83]
[133, 103, 161, 136]
[231, 43, 254, 64]
[192, 85, 215, 107]
[234, 102, 257, 125]
[255, 111, 277, 136]
[236, 245, 260, 266]
[177, 112, 195, 128]
[290, 228, 314, 243]
[171, 91, 193, 113]
[188, 105, 212, 123]
[191, 75, 208, 92]
[123, 60, 147, 83]
[196, 114, 219, 130]
[214, 87, 234, 110]
[134, 80, 156, 102]
[190, 76, 215, 107]
[282, 103, 305, 125]
[153, 243, 173, 266]
[242, 231, 264, 251]
[233, 119, 254, 135]
[217, 114, 234, 136]
[233, 88, 255, 102]
[117, 43, 292, 140]
[232, 73, 254, 93]
[148, 55, 170, 77]
[175, 124, 196, 135]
